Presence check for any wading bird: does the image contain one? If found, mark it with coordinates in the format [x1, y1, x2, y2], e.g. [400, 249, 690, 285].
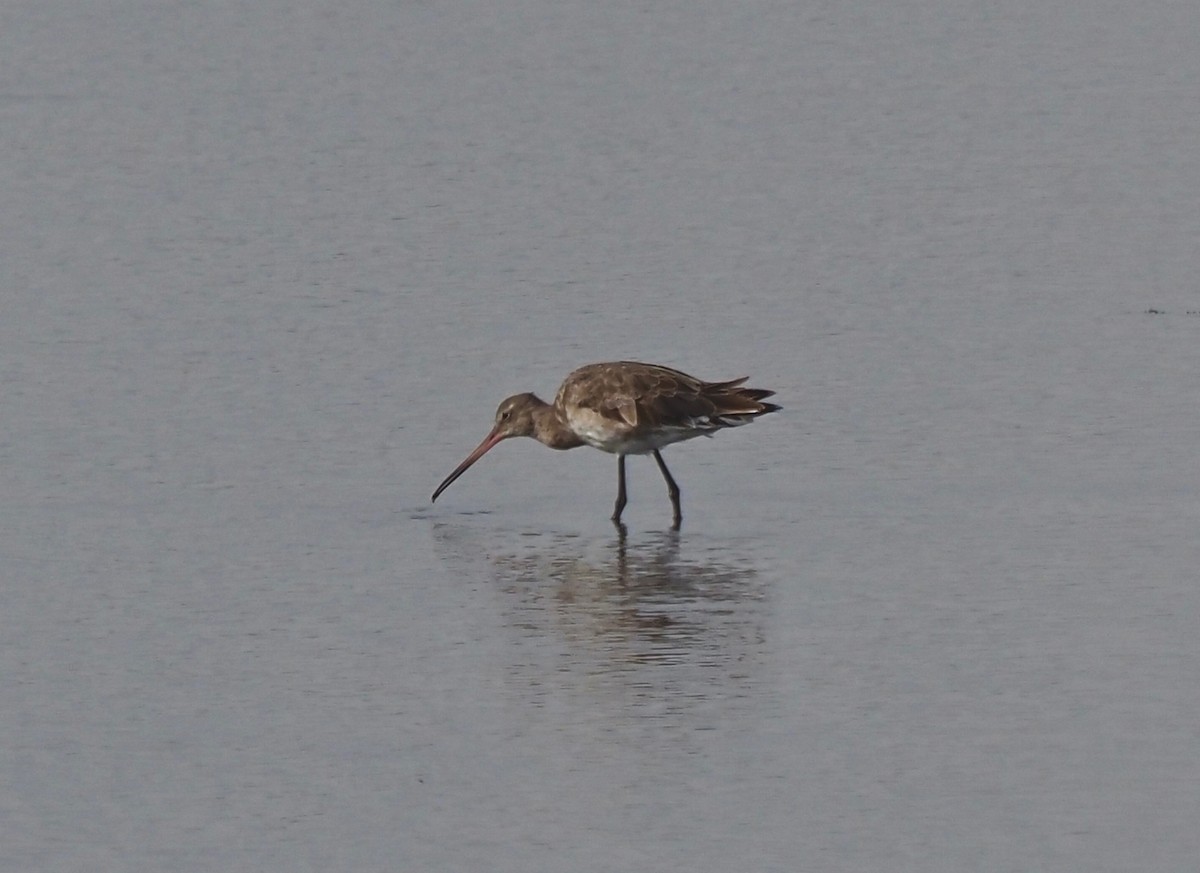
[431, 361, 779, 529]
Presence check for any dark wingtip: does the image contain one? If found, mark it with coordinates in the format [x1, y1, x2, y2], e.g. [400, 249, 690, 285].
[739, 388, 776, 403]
[713, 385, 780, 417]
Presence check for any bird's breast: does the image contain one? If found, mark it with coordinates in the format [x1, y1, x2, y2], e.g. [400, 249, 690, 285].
[566, 406, 711, 455]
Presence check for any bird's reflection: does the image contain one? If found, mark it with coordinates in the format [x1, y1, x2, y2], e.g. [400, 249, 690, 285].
[429, 521, 774, 733]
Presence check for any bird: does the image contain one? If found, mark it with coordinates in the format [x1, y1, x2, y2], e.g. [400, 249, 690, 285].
[430, 361, 779, 529]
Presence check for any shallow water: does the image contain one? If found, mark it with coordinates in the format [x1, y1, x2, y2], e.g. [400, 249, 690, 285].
[3, 0, 1199, 870]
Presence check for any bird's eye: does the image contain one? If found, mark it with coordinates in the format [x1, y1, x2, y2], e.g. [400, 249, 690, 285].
[500, 411, 511, 421]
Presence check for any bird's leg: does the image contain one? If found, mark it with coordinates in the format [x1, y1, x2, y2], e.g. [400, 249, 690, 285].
[611, 454, 628, 525]
[652, 450, 682, 529]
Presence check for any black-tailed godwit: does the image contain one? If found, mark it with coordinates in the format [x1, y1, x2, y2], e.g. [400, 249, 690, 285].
[431, 361, 779, 528]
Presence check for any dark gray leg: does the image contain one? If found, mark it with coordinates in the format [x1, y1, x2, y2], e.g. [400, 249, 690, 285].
[652, 450, 682, 529]
[611, 454, 628, 523]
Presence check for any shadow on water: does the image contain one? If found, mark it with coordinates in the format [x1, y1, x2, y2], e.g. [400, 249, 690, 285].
[429, 521, 778, 735]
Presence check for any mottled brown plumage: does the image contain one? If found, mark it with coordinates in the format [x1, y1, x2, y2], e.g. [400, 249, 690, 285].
[431, 361, 780, 528]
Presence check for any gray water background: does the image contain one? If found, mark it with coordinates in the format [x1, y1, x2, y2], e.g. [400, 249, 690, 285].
[3, 1, 1199, 870]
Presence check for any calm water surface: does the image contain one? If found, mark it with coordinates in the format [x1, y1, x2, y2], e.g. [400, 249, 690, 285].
[3, 0, 1199, 870]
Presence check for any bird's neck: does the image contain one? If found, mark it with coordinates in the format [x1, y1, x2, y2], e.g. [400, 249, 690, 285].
[532, 402, 584, 450]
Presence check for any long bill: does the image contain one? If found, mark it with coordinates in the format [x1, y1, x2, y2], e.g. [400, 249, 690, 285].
[431, 428, 506, 502]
